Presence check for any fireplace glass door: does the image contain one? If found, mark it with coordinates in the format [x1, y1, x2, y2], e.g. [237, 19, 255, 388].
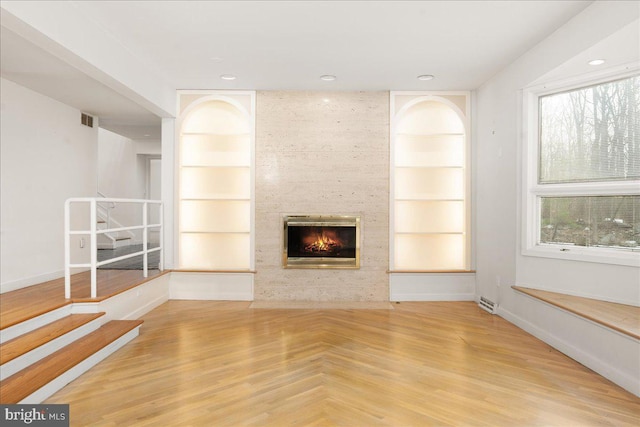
[283, 215, 360, 269]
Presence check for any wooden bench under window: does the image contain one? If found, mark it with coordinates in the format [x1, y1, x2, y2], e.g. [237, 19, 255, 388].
[512, 286, 640, 340]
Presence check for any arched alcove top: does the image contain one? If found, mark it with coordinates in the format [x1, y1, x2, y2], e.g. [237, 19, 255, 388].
[180, 96, 251, 135]
[395, 96, 466, 136]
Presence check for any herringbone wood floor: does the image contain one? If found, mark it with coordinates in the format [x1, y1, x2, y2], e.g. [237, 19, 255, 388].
[46, 301, 640, 426]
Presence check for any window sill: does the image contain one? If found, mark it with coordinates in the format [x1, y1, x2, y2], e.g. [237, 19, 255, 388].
[522, 245, 640, 267]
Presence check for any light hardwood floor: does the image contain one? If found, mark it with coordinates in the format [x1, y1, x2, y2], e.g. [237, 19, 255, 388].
[46, 301, 640, 426]
[0, 270, 166, 329]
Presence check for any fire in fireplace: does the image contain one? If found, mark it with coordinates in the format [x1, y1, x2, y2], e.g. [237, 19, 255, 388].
[283, 215, 360, 268]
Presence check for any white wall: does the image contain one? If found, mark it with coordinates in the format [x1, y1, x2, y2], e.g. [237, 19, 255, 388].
[98, 128, 140, 200]
[475, 2, 640, 395]
[0, 78, 98, 292]
[97, 128, 146, 239]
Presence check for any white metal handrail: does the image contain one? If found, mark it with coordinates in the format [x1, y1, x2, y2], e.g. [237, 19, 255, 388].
[64, 197, 163, 299]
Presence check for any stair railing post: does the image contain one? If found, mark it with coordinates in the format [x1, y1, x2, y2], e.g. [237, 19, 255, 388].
[90, 199, 98, 298]
[143, 201, 148, 278]
[64, 199, 71, 299]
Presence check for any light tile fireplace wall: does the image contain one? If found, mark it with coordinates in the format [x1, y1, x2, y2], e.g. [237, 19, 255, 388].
[255, 91, 389, 301]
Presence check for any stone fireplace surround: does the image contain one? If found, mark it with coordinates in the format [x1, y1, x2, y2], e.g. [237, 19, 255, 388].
[254, 91, 389, 301]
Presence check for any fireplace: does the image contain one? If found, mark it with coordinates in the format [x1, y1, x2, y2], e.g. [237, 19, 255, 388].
[283, 215, 360, 269]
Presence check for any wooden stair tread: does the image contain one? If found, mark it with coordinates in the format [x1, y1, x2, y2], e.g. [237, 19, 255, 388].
[115, 237, 131, 241]
[0, 313, 106, 365]
[0, 320, 143, 404]
[512, 286, 640, 340]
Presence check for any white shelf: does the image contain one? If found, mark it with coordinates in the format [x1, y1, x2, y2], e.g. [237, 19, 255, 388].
[181, 133, 251, 167]
[179, 230, 250, 236]
[395, 232, 465, 235]
[181, 132, 251, 136]
[395, 200, 465, 233]
[180, 233, 251, 270]
[391, 92, 469, 272]
[394, 233, 466, 271]
[180, 167, 250, 200]
[178, 93, 255, 271]
[394, 167, 464, 200]
[180, 197, 251, 201]
[395, 133, 464, 167]
[395, 198, 465, 202]
[180, 200, 250, 233]
[395, 165, 464, 169]
[396, 132, 464, 137]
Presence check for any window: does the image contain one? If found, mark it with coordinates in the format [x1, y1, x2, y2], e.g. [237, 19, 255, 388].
[523, 70, 640, 266]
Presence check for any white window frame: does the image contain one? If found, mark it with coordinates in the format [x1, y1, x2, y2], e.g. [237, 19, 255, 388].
[522, 64, 640, 267]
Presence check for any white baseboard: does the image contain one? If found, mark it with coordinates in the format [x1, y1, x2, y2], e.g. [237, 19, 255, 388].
[497, 305, 640, 397]
[391, 292, 476, 301]
[170, 272, 254, 300]
[389, 273, 476, 301]
[1, 270, 65, 294]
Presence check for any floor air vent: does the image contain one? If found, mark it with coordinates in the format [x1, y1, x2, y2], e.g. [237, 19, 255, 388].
[478, 296, 497, 314]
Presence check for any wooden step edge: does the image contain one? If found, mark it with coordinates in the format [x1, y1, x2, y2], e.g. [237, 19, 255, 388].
[0, 313, 106, 365]
[0, 301, 73, 331]
[0, 320, 143, 404]
[115, 237, 131, 241]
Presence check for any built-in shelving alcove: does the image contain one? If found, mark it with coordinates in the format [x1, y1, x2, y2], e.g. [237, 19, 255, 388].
[389, 91, 474, 301]
[177, 91, 255, 272]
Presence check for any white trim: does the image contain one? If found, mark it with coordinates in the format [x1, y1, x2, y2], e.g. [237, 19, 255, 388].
[389, 273, 476, 301]
[527, 62, 640, 97]
[0, 305, 71, 344]
[497, 305, 639, 397]
[0, 315, 105, 381]
[169, 271, 254, 301]
[521, 66, 640, 267]
[391, 292, 476, 302]
[175, 91, 256, 274]
[389, 91, 472, 271]
[19, 327, 141, 404]
[73, 273, 170, 320]
[1, 270, 67, 294]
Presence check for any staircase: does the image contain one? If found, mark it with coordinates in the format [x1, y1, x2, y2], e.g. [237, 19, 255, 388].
[0, 307, 143, 403]
[97, 218, 132, 249]
[96, 198, 133, 249]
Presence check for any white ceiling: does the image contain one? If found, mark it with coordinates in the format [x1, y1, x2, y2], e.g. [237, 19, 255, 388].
[0, 26, 162, 140]
[72, 0, 592, 91]
[0, 1, 599, 139]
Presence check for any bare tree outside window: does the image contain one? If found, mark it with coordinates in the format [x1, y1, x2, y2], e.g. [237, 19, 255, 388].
[537, 75, 640, 250]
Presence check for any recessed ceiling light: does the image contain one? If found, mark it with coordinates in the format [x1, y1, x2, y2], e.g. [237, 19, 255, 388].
[143, 134, 151, 137]
[417, 74, 435, 81]
[588, 59, 605, 66]
[320, 75, 337, 81]
[210, 57, 223, 63]
[220, 74, 236, 80]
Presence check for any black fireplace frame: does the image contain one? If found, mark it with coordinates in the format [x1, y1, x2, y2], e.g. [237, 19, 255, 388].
[282, 215, 361, 269]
